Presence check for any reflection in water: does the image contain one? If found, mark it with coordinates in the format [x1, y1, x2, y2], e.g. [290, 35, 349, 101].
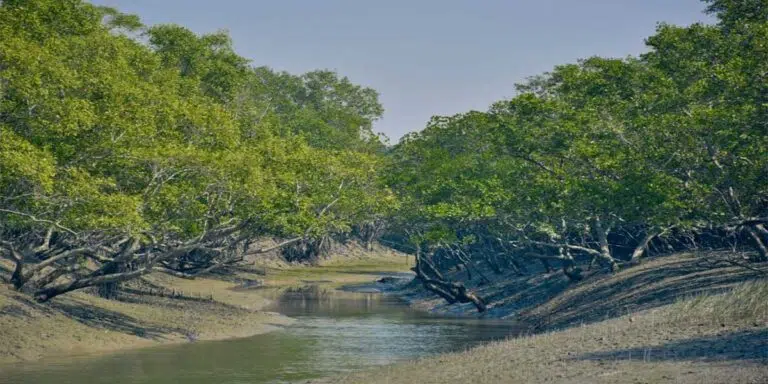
[0, 285, 520, 384]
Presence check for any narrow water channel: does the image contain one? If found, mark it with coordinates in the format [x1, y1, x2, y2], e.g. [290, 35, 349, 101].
[0, 282, 520, 384]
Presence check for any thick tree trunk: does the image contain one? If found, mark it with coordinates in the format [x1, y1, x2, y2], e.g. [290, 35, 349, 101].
[414, 249, 486, 312]
[755, 224, 768, 247]
[32, 227, 54, 253]
[36, 267, 153, 302]
[593, 217, 619, 272]
[9, 248, 25, 290]
[418, 252, 445, 281]
[16, 248, 90, 290]
[97, 262, 123, 299]
[35, 240, 185, 302]
[95, 238, 139, 299]
[630, 230, 661, 262]
[32, 265, 81, 289]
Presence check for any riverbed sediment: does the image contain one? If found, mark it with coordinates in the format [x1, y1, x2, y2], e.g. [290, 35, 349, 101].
[321, 252, 768, 384]
[0, 247, 411, 365]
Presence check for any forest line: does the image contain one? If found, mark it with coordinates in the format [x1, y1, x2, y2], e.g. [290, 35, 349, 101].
[0, 0, 766, 305]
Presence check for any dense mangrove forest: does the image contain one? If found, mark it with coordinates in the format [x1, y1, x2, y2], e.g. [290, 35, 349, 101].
[2, 0, 765, 308]
[1, 1, 768, 383]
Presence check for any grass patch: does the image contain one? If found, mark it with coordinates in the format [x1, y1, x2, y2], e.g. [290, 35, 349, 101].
[670, 280, 768, 326]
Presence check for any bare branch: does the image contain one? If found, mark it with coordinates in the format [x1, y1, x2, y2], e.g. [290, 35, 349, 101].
[248, 237, 303, 255]
[0, 209, 77, 236]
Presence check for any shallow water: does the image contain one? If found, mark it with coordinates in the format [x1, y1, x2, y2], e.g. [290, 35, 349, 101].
[0, 283, 520, 384]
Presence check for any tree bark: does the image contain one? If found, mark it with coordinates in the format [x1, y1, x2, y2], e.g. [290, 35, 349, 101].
[559, 248, 583, 281]
[32, 227, 54, 253]
[593, 217, 619, 272]
[746, 225, 768, 262]
[36, 267, 153, 302]
[34, 242, 198, 301]
[9, 248, 25, 290]
[32, 265, 81, 289]
[629, 229, 665, 262]
[414, 249, 486, 312]
[96, 238, 140, 299]
[755, 224, 768, 242]
[15, 248, 91, 289]
[418, 251, 446, 281]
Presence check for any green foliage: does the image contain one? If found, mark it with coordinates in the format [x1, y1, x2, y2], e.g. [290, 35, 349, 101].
[1, 0, 765, 297]
[387, 1, 768, 262]
[0, 0, 395, 260]
[704, 0, 768, 26]
[0, 127, 55, 193]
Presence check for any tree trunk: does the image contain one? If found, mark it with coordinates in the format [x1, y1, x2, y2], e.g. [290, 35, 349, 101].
[95, 238, 139, 299]
[630, 230, 661, 263]
[32, 227, 54, 253]
[754, 223, 768, 234]
[32, 265, 81, 289]
[97, 262, 124, 299]
[559, 248, 583, 282]
[414, 249, 486, 312]
[15, 248, 91, 290]
[755, 224, 768, 243]
[593, 217, 619, 272]
[36, 267, 153, 302]
[418, 252, 446, 281]
[9, 248, 25, 290]
[746, 225, 768, 262]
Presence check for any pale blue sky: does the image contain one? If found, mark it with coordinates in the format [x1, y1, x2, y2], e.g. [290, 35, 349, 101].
[90, 0, 713, 142]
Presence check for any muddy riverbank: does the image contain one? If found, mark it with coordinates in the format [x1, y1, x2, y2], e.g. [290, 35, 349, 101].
[0, 247, 411, 365]
[321, 252, 768, 384]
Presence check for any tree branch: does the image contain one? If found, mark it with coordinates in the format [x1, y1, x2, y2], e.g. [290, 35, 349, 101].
[0, 209, 77, 236]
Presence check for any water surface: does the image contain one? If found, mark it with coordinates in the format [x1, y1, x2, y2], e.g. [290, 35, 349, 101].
[0, 283, 520, 384]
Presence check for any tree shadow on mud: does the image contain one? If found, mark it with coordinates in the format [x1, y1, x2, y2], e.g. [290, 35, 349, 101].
[0, 303, 31, 318]
[530, 258, 762, 329]
[467, 254, 765, 329]
[10, 294, 186, 341]
[572, 328, 768, 362]
[49, 300, 184, 340]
